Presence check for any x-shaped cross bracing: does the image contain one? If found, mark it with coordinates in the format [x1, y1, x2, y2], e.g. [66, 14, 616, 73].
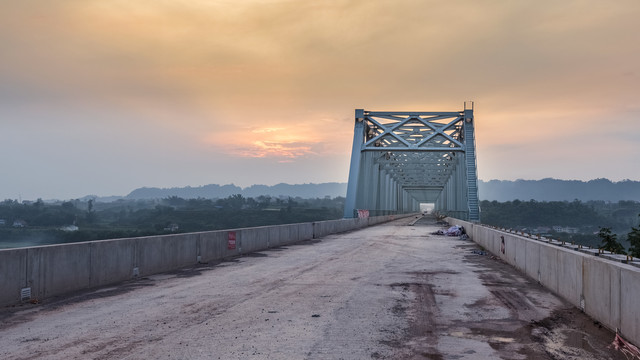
[362, 111, 464, 151]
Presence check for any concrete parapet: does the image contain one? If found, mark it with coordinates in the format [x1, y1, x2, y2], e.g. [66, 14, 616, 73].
[1, 214, 416, 307]
[556, 250, 583, 308]
[279, 223, 300, 244]
[267, 226, 283, 247]
[446, 217, 640, 348]
[471, 224, 491, 251]
[579, 248, 601, 256]
[512, 235, 527, 272]
[582, 256, 622, 331]
[338, 219, 355, 233]
[237, 226, 270, 253]
[136, 233, 198, 277]
[198, 231, 231, 263]
[312, 217, 368, 239]
[312, 220, 336, 239]
[89, 238, 137, 288]
[27, 243, 92, 300]
[277, 225, 293, 248]
[621, 267, 640, 346]
[299, 223, 314, 242]
[601, 254, 633, 263]
[280, 224, 296, 245]
[538, 244, 559, 293]
[0, 248, 27, 305]
[524, 239, 541, 281]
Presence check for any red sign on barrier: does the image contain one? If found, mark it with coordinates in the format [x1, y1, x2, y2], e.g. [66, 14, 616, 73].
[228, 231, 236, 250]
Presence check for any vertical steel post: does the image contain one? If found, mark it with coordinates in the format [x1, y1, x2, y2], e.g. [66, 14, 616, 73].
[344, 109, 365, 218]
[464, 103, 480, 222]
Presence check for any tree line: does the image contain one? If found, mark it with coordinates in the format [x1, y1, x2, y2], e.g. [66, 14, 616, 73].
[0, 195, 345, 248]
[480, 199, 640, 232]
[598, 221, 640, 257]
[479, 199, 640, 256]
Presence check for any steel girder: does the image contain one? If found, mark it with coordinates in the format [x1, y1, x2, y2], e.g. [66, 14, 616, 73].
[344, 104, 480, 221]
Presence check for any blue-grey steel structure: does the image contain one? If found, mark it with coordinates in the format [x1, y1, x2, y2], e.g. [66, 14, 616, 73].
[344, 103, 480, 221]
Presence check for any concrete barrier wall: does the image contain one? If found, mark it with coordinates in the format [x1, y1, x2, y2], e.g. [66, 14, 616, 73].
[28, 243, 92, 300]
[236, 227, 271, 254]
[1, 213, 415, 307]
[199, 231, 230, 263]
[0, 248, 27, 305]
[90, 238, 137, 287]
[137, 233, 199, 277]
[446, 217, 640, 348]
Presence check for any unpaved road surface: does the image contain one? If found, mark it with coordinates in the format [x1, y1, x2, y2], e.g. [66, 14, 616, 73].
[0, 216, 627, 359]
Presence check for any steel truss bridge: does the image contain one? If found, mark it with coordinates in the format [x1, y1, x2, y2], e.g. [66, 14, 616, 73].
[344, 103, 480, 221]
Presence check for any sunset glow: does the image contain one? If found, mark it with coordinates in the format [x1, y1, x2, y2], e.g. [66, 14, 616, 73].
[203, 125, 324, 160]
[1, 0, 639, 199]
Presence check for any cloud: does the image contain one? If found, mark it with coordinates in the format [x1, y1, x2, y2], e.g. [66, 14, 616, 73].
[251, 128, 285, 134]
[239, 140, 315, 159]
[3, 0, 638, 115]
[1, 0, 640, 199]
[202, 123, 327, 160]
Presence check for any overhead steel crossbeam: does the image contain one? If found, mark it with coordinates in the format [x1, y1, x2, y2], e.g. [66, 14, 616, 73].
[362, 111, 464, 151]
[344, 103, 480, 221]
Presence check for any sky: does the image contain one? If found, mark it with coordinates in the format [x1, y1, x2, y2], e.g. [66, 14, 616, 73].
[1, 0, 639, 200]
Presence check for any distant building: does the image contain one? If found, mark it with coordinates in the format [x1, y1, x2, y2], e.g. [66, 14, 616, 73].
[552, 226, 579, 234]
[13, 220, 27, 228]
[59, 225, 79, 232]
[164, 224, 179, 232]
[0, 219, 6, 226]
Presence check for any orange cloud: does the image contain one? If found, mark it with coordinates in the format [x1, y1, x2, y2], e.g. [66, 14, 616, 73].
[239, 140, 315, 159]
[251, 128, 285, 134]
[203, 124, 329, 160]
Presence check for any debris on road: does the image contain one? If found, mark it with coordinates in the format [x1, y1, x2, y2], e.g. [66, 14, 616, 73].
[611, 332, 640, 359]
[431, 225, 465, 236]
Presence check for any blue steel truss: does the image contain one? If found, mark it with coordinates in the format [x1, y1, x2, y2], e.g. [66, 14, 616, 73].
[344, 103, 480, 221]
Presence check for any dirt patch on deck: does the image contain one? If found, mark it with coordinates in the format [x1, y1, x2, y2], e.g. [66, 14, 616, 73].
[381, 242, 628, 359]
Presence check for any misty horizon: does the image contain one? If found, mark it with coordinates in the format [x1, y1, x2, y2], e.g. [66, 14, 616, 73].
[5, 177, 640, 203]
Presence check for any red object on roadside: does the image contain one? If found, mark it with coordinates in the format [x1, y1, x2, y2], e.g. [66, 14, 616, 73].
[611, 332, 640, 359]
[228, 231, 236, 250]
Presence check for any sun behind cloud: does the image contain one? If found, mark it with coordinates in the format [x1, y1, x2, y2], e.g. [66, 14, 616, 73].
[244, 140, 314, 160]
[203, 124, 326, 160]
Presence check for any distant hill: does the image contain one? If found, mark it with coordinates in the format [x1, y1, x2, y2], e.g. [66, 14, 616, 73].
[479, 178, 640, 202]
[93, 178, 639, 202]
[125, 182, 348, 200]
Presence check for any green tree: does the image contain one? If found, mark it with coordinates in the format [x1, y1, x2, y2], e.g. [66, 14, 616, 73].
[85, 199, 96, 224]
[228, 194, 245, 210]
[34, 198, 44, 208]
[598, 227, 626, 254]
[627, 215, 640, 258]
[256, 195, 271, 209]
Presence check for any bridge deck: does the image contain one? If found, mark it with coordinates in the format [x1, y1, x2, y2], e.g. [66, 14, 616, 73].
[0, 216, 625, 359]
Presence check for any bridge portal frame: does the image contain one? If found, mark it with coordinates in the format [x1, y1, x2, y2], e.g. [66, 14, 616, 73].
[344, 103, 480, 221]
